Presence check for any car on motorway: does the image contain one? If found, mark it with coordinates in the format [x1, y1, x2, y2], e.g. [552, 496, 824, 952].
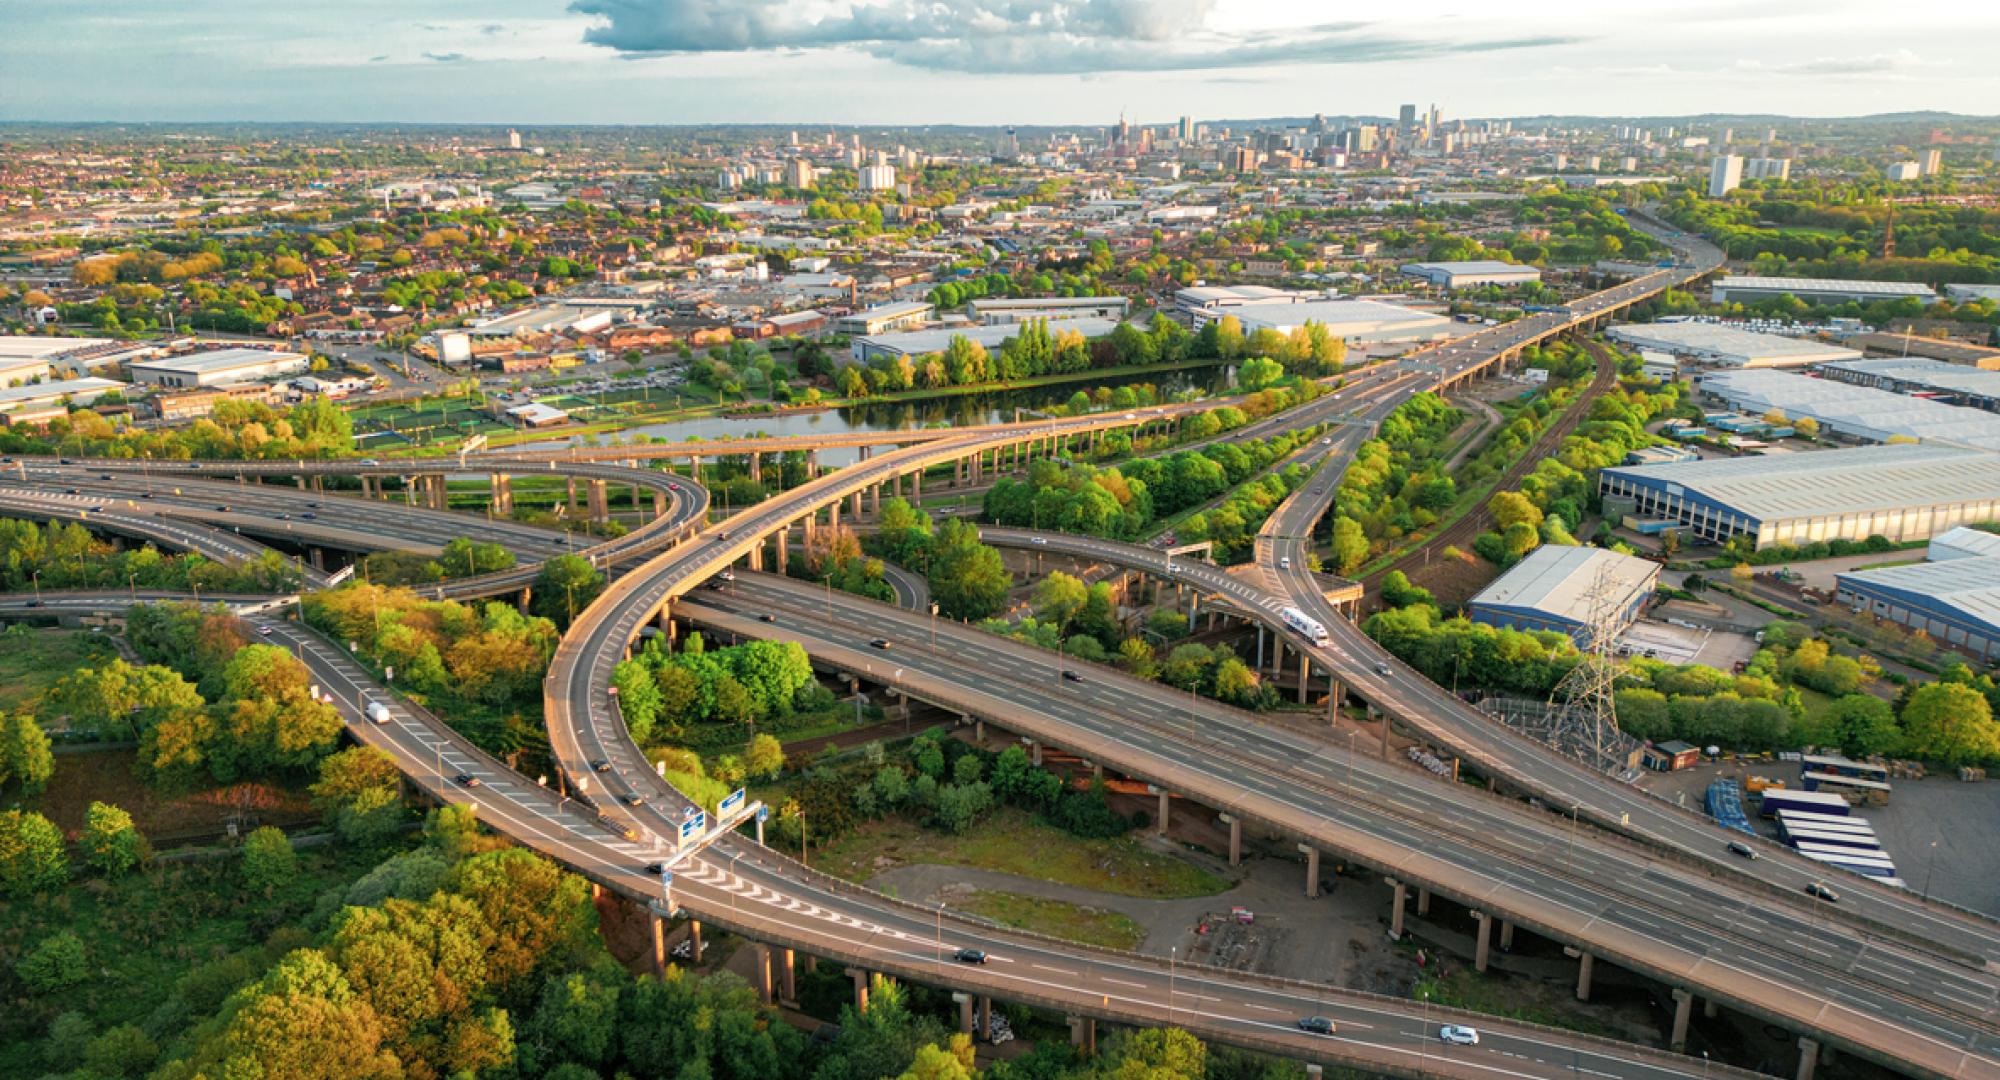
[64, 487, 78, 494]
[758, 613, 777, 623]
[361, 459, 382, 466]
[306, 501, 320, 508]
[705, 581, 726, 591]
[1279, 556, 1291, 570]
[1438, 1025, 1480, 1045]
[952, 948, 988, 965]
[1374, 662, 1392, 676]
[643, 862, 670, 875]
[99, 473, 113, 480]
[215, 505, 230, 512]
[1727, 840, 1758, 860]
[719, 569, 736, 582]
[1061, 670, 1083, 683]
[1030, 536, 1047, 545]
[1297, 1016, 1336, 1036]
[621, 793, 645, 807]
[869, 638, 892, 650]
[592, 759, 612, 773]
[1805, 882, 1839, 903]
[301, 512, 316, 519]
[454, 773, 481, 788]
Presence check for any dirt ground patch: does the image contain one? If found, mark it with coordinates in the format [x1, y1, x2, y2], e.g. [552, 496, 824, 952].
[14, 747, 319, 846]
[1401, 550, 1501, 611]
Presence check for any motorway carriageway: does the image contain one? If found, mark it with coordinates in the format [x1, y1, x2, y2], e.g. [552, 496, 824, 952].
[681, 574, 2000, 1078]
[0, 591, 1752, 1080]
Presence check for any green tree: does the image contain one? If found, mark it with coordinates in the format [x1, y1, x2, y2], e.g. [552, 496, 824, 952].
[928, 519, 1011, 620]
[745, 732, 786, 780]
[242, 825, 299, 893]
[1031, 571, 1089, 631]
[1829, 694, 1901, 758]
[17, 930, 89, 994]
[1235, 355, 1285, 391]
[1330, 516, 1370, 575]
[0, 809, 68, 894]
[1105, 1026, 1206, 1080]
[1900, 682, 2000, 765]
[611, 659, 664, 744]
[532, 554, 606, 629]
[0, 712, 54, 793]
[1489, 490, 1545, 532]
[310, 747, 406, 846]
[80, 801, 148, 876]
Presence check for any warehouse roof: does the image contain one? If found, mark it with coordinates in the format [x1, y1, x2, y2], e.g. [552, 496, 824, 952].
[1607, 322, 1860, 367]
[130, 348, 306, 374]
[1468, 545, 1658, 626]
[0, 377, 126, 410]
[1403, 260, 1540, 276]
[1838, 555, 2000, 630]
[1929, 526, 2000, 562]
[1697, 368, 2000, 450]
[1817, 357, 2000, 400]
[1601, 443, 2000, 522]
[1713, 275, 1938, 299]
[853, 318, 1121, 358]
[1230, 299, 1451, 339]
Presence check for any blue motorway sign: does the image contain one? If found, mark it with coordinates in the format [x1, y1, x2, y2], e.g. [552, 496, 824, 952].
[719, 788, 746, 817]
[678, 812, 706, 844]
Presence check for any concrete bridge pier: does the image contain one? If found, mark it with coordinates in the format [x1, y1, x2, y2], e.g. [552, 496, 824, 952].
[748, 453, 761, 484]
[1471, 910, 1492, 972]
[1067, 1014, 1096, 1054]
[1300, 844, 1321, 898]
[779, 947, 797, 1005]
[1572, 949, 1595, 1001]
[774, 530, 788, 574]
[587, 479, 609, 523]
[1499, 919, 1515, 952]
[1297, 653, 1311, 704]
[1219, 813, 1242, 865]
[957, 993, 976, 1035]
[688, 919, 703, 963]
[1150, 785, 1170, 835]
[910, 469, 921, 502]
[1417, 886, 1430, 916]
[1027, 738, 1041, 766]
[1796, 1037, 1821, 1080]
[847, 968, 870, 1012]
[979, 996, 992, 1040]
[1387, 877, 1406, 939]
[1669, 988, 1693, 1052]
[492, 474, 513, 515]
[753, 944, 774, 1004]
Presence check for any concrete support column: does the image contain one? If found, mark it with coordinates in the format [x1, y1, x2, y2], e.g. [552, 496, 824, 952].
[1068, 1015, 1096, 1054]
[869, 483, 880, 515]
[1155, 788, 1170, 835]
[1256, 625, 1266, 671]
[493, 473, 513, 515]
[1388, 878, 1406, 940]
[1472, 911, 1492, 972]
[1796, 1037, 1820, 1080]
[295, 475, 307, 491]
[1417, 887, 1431, 916]
[911, 469, 921, 502]
[748, 453, 761, 484]
[979, 996, 992, 1040]
[754, 944, 774, 1004]
[780, 948, 797, 1004]
[1499, 920, 1515, 952]
[689, 920, 703, 963]
[775, 529, 789, 574]
[1298, 652, 1311, 704]
[1221, 813, 1242, 866]
[566, 477, 578, 517]
[973, 718, 984, 743]
[649, 910, 667, 977]
[1029, 739, 1041, 767]
[806, 451, 818, 479]
[1669, 988, 1693, 1052]
[587, 479, 609, 523]
[805, 955, 818, 973]
[748, 543, 763, 572]
[654, 490, 667, 518]
[1300, 844, 1321, 898]
[1575, 951, 1595, 1001]
[827, 499, 839, 530]
[1703, 997, 1718, 1020]
[847, 968, 870, 1012]
[958, 994, 975, 1035]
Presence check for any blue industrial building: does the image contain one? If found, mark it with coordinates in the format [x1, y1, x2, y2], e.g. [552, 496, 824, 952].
[1836, 555, 2000, 662]
[1467, 545, 1659, 647]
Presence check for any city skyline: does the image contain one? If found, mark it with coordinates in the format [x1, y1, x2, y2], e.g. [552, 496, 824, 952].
[4, 0, 1998, 124]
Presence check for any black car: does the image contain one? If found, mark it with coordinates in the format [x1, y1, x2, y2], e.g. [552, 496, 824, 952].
[1805, 882, 1839, 903]
[454, 773, 481, 788]
[215, 505, 230, 512]
[706, 580, 726, 591]
[1727, 841, 1758, 860]
[99, 473, 113, 481]
[591, 759, 613, 773]
[1061, 670, 1084, 683]
[869, 638, 892, 650]
[64, 488, 78, 495]
[300, 512, 316, 520]
[621, 793, 645, 807]
[58, 458, 72, 465]
[952, 948, 987, 965]
[306, 501, 320, 508]
[759, 613, 777, 623]
[1297, 1016, 1336, 1036]
[644, 862, 669, 875]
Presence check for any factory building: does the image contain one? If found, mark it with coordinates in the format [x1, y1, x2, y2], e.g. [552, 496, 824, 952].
[127, 349, 309, 388]
[1836, 556, 2000, 662]
[1399, 260, 1543, 290]
[1710, 275, 1938, 307]
[1927, 526, 2000, 562]
[850, 319, 1120, 363]
[1693, 369, 2000, 450]
[1173, 285, 1312, 321]
[0, 376, 127, 413]
[1599, 444, 2000, 550]
[967, 296, 1130, 325]
[1607, 322, 1861, 369]
[832, 301, 932, 337]
[1813, 357, 2000, 413]
[1467, 545, 1659, 646]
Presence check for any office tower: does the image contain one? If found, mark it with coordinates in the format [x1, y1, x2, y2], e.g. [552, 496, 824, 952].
[1922, 148, 1943, 175]
[1398, 104, 1416, 132]
[1709, 155, 1743, 197]
[1178, 115, 1194, 142]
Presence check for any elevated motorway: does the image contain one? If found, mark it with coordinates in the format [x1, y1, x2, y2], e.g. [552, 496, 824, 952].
[0, 590, 1758, 1080]
[0, 490, 335, 590]
[680, 574, 2000, 1080]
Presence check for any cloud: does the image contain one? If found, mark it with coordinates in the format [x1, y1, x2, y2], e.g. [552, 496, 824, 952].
[567, 0, 1580, 74]
[368, 54, 389, 63]
[1775, 49, 1923, 75]
[423, 51, 466, 62]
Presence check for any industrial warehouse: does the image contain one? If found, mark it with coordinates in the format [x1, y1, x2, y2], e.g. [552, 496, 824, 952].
[1598, 443, 2000, 549]
[1606, 321, 1861, 369]
[1466, 545, 1659, 645]
[1709, 274, 1939, 306]
[1693, 368, 2000, 450]
[1837, 553, 2000, 663]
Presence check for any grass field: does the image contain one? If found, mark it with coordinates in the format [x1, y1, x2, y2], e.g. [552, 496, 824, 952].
[0, 627, 119, 716]
[955, 888, 1147, 950]
[814, 807, 1231, 899]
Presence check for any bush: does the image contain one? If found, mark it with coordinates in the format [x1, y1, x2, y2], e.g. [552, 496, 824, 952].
[18, 930, 89, 994]
[240, 826, 298, 892]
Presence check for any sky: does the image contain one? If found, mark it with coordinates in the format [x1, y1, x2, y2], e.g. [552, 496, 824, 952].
[3, 0, 1997, 126]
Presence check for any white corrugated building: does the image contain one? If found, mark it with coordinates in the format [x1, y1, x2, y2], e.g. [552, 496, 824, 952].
[1694, 369, 2000, 451]
[1467, 545, 1659, 646]
[1607, 322, 1861, 369]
